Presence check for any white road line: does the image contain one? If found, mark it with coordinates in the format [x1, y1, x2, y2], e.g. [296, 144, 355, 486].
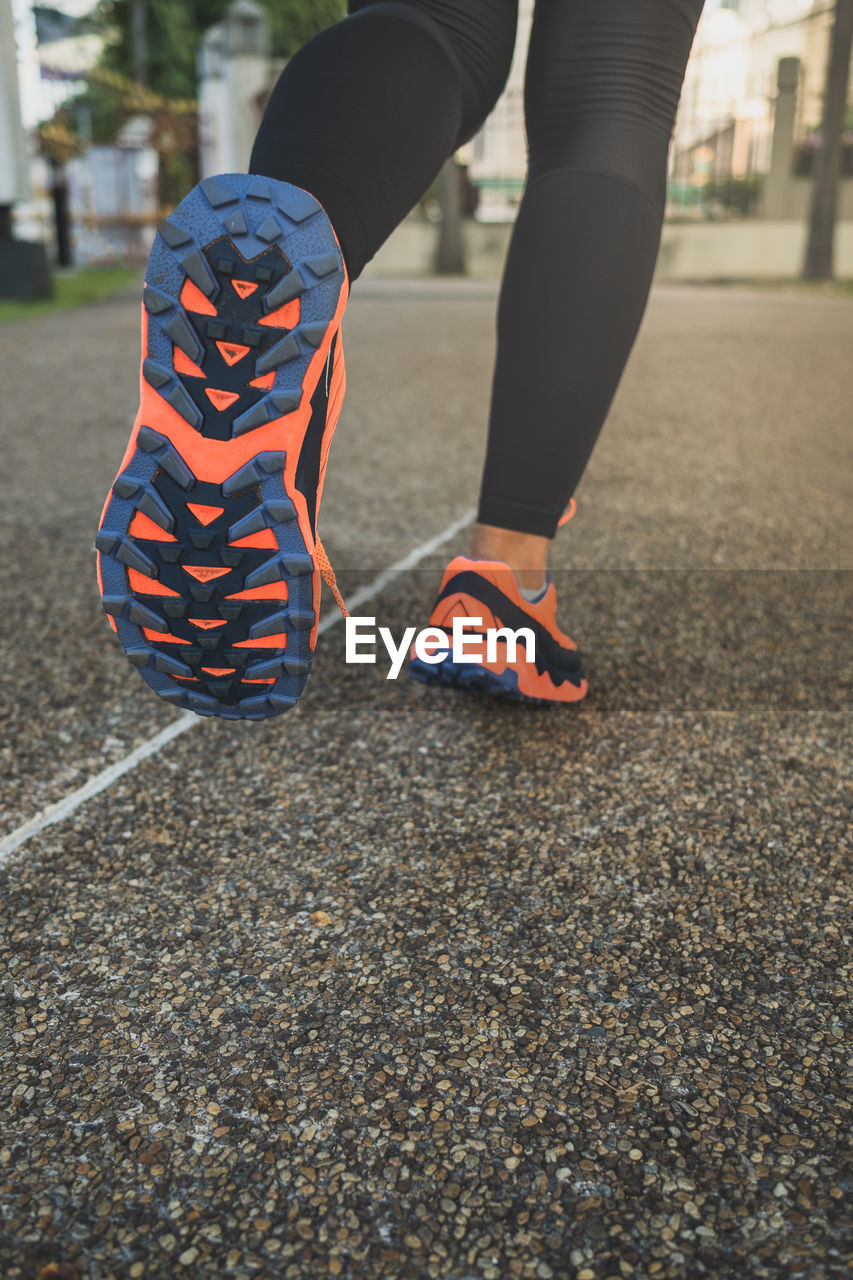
[0, 509, 474, 866]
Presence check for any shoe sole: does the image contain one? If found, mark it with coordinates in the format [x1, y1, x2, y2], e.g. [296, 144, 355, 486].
[96, 175, 347, 721]
[410, 656, 531, 700]
[409, 656, 585, 704]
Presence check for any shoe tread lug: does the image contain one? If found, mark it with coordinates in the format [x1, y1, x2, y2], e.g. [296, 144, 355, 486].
[264, 269, 305, 310]
[189, 531, 216, 550]
[136, 489, 174, 530]
[163, 312, 204, 364]
[144, 287, 173, 315]
[155, 652, 193, 678]
[165, 383, 203, 429]
[224, 209, 248, 235]
[300, 322, 327, 349]
[94, 531, 119, 554]
[159, 219, 192, 248]
[116, 539, 156, 575]
[274, 188, 317, 223]
[244, 556, 284, 589]
[270, 392, 301, 417]
[258, 451, 287, 474]
[227, 507, 267, 540]
[200, 176, 239, 208]
[128, 601, 167, 630]
[161, 600, 188, 618]
[182, 248, 217, 297]
[305, 254, 340, 279]
[257, 214, 282, 243]
[232, 402, 271, 437]
[254, 332, 300, 375]
[142, 358, 171, 389]
[157, 447, 195, 491]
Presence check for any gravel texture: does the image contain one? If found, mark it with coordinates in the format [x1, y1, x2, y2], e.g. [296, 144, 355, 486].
[1, 279, 850, 1279]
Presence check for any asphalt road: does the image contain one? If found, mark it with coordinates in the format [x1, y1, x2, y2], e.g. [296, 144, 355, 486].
[0, 277, 850, 1280]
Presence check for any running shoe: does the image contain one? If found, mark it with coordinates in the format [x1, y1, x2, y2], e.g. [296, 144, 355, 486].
[95, 174, 349, 720]
[409, 556, 588, 703]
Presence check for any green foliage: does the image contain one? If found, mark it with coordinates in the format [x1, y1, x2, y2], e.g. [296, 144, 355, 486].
[95, 0, 227, 101]
[0, 266, 140, 325]
[58, 77, 134, 145]
[48, 0, 347, 205]
[92, 0, 346, 103]
[703, 175, 763, 218]
[263, 0, 348, 62]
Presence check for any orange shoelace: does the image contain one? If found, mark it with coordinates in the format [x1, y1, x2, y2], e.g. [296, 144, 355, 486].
[315, 536, 349, 618]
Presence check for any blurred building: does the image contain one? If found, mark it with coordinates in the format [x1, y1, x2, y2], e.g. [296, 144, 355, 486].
[198, 0, 272, 178]
[670, 0, 842, 206]
[464, 0, 850, 222]
[10, 0, 160, 264]
[2, 0, 29, 207]
[465, 0, 533, 222]
[15, 0, 105, 126]
[65, 116, 159, 265]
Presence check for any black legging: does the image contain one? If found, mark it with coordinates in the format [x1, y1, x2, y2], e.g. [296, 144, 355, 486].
[250, 0, 705, 537]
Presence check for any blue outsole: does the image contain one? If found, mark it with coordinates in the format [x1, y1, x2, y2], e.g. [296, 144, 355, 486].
[409, 656, 538, 703]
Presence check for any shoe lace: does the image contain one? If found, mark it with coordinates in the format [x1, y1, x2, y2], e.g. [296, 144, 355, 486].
[557, 498, 577, 528]
[315, 536, 349, 618]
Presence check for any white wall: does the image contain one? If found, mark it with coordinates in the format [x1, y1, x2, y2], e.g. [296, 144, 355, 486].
[361, 214, 853, 282]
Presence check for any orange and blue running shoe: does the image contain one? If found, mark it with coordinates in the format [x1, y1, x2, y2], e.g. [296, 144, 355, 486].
[409, 556, 588, 703]
[95, 174, 349, 720]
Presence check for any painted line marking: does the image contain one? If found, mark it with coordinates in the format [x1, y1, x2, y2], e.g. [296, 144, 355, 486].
[0, 509, 475, 865]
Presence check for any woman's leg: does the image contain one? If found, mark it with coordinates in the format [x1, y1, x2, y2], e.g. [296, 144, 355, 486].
[472, 0, 706, 587]
[250, 0, 519, 281]
[99, 1, 521, 724]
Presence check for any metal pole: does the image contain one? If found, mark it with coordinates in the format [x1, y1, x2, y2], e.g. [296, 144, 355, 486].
[435, 157, 465, 276]
[803, 0, 853, 280]
[131, 0, 148, 86]
[50, 157, 72, 267]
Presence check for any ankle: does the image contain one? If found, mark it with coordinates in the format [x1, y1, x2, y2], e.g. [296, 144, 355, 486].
[468, 523, 549, 593]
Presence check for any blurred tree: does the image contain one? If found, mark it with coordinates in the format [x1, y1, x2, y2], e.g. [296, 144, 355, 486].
[38, 118, 88, 265]
[92, 0, 345, 101]
[435, 158, 465, 275]
[49, 67, 199, 210]
[802, 0, 853, 279]
[45, 1, 346, 208]
[703, 175, 763, 218]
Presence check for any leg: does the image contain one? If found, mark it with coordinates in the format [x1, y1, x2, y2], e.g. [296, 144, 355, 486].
[250, 0, 519, 280]
[98, 0, 520, 722]
[472, 0, 706, 587]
